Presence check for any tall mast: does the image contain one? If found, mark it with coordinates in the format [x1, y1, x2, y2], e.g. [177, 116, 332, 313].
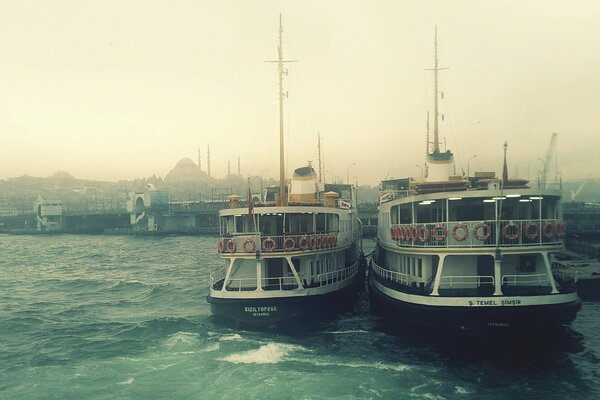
[267, 14, 296, 206]
[426, 26, 447, 154]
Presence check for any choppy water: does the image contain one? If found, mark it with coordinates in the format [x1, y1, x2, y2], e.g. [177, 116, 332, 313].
[1, 234, 599, 400]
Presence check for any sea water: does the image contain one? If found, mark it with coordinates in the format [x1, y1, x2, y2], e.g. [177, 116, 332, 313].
[1, 234, 599, 399]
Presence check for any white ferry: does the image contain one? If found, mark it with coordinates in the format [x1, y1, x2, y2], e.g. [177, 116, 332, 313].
[368, 30, 581, 331]
[207, 16, 364, 327]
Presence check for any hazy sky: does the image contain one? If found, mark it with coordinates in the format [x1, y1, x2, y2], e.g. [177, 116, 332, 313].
[1, 1, 599, 185]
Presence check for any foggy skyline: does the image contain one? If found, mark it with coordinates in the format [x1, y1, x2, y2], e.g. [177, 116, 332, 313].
[1, 1, 599, 185]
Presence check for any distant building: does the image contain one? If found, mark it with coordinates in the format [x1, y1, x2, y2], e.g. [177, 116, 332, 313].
[164, 158, 209, 184]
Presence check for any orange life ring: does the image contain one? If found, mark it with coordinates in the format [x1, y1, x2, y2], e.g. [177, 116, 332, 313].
[417, 224, 430, 242]
[217, 238, 224, 253]
[524, 223, 539, 240]
[299, 235, 310, 250]
[472, 223, 491, 241]
[542, 223, 555, 239]
[226, 239, 236, 253]
[409, 225, 419, 241]
[243, 238, 256, 253]
[556, 222, 566, 238]
[283, 237, 296, 251]
[331, 235, 338, 247]
[502, 222, 521, 240]
[431, 224, 447, 241]
[262, 237, 277, 252]
[452, 224, 469, 241]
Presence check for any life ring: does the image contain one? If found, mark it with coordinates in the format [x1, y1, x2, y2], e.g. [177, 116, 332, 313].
[452, 224, 469, 241]
[409, 225, 419, 241]
[283, 237, 296, 251]
[331, 235, 337, 247]
[390, 227, 396, 240]
[316, 235, 323, 249]
[556, 222, 566, 238]
[524, 223, 539, 240]
[542, 223, 555, 239]
[299, 235, 310, 250]
[243, 238, 256, 253]
[417, 225, 430, 242]
[502, 222, 521, 241]
[431, 224, 447, 241]
[226, 239, 236, 253]
[262, 237, 277, 252]
[217, 238, 224, 253]
[472, 223, 491, 241]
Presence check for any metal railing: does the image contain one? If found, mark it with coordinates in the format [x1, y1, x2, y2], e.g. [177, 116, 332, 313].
[371, 261, 411, 286]
[225, 277, 258, 291]
[209, 268, 226, 286]
[439, 275, 494, 289]
[316, 263, 359, 287]
[388, 219, 564, 249]
[501, 274, 550, 286]
[262, 276, 299, 291]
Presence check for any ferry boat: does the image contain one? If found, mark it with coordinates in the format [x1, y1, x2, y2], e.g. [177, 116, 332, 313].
[207, 16, 364, 328]
[368, 30, 581, 332]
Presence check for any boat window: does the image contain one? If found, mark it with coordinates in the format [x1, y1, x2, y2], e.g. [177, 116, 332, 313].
[328, 214, 339, 232]
[416, 201, 444, 223]
[399, 204, 412, 224]
[519, 255, 536, 273]
[391, 205, 400, 224]
[259, 214, 284, 235]
[418, 259, 423, 278]
[450, 199, 485, 221]
[316, 213, 327, 232]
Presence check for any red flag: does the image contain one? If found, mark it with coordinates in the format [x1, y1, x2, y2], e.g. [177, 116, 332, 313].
[247, 187, 254, 227]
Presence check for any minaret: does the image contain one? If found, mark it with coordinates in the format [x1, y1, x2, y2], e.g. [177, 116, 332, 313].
[207, 144, 211, 178]
[197, 147, 202, 171]
[317, 132, 323, 183]
[237, 156, 241, 176]
[227, 160, 231, 176]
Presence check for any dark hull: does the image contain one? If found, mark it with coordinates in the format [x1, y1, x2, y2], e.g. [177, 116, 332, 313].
[368, 274, 581, 332]
[208, 275, 364, 329]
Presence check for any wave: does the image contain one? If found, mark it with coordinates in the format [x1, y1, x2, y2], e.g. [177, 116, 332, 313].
[219, 343, 306, 365]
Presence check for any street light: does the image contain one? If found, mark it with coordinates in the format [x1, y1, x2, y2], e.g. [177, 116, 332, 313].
[346, 162, 356, 184]
[259, 169, 268, 200]
[467, 155, 477, 178]
[415, 164, 423, 177]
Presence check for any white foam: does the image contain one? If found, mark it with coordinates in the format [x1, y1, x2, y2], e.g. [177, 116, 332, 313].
[117, 377, 134, 385]
[327, 329, 371, 335]
[220, 343, 303, 364]
[454, 386, 471, 394]
[306, 359, 410, 372]
[164, 331, 198, 347]
[219, 333, 243, 341]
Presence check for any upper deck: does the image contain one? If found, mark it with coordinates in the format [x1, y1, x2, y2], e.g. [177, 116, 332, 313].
[378, 180, 565, 251]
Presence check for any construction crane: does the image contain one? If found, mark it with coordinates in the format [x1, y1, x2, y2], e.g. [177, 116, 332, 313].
[571, 174, 592, 201]
[540, 132, 558, 188]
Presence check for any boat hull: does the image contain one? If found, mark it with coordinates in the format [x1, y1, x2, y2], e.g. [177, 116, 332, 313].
[208, 275, 364, 328]
[368, 273, 581, 332]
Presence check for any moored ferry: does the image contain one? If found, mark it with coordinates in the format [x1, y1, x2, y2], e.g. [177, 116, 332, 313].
[207, 16, 364, 327]
[368, 30, 580, 332]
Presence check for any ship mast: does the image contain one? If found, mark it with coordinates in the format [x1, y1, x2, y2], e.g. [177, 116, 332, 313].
[426, 26, 447, 154]
[267, 14, 296, 206]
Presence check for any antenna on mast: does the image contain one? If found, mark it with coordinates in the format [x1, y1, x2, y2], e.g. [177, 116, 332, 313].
[265, 14, 297, 206]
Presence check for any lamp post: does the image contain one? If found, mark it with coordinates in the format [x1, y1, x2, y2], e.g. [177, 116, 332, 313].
[415, 164, 424, 177]
[346, 163, 356, 184]
[467, 155, 477, 178]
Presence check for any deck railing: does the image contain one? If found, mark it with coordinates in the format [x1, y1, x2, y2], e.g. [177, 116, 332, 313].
[439, 275, 494, 288]
[388, 219, 564, 248]
[317, 263, 359, 287]
[501, 274, 549, 286]
[217, 232, 340, 254]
